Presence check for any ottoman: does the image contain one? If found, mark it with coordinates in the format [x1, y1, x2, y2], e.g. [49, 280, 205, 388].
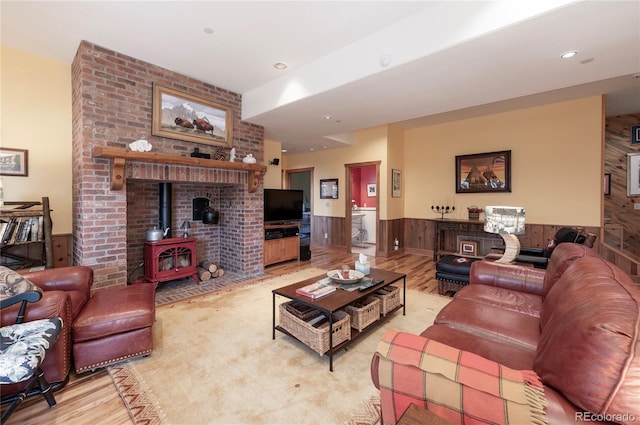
[72, 284, 156, 373]
[435, 255, 480, 295]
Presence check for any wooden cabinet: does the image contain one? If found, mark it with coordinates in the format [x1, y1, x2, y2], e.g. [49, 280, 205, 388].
[428, 218, 498, 261]
[0, 197, 54, 269]
[264, 224, 299, 266]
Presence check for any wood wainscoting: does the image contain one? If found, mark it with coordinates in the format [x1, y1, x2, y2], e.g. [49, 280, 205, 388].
[405, 219, 600, 257]
[307, 215, 639, 281]
[600, 243, 640, 282]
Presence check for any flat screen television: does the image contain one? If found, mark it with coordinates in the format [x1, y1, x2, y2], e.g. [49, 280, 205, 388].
[264, 189, 303, 224]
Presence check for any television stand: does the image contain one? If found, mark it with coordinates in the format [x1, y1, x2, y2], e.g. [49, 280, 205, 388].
[264, 223, 299, 266]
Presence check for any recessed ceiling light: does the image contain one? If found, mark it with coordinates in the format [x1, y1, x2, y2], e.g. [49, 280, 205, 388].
[309, 148, 315, 151]
[203, 27, 214, 35]
[274, 62, 287, 70]
[281, 149, 287, 153]
[561, 50, 578, 59]
[324, 115, 332, 120]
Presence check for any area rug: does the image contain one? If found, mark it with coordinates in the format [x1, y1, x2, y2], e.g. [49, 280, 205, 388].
[108, 268, 450, 425]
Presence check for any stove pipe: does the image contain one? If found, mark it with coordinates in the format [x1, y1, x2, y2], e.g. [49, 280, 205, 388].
[159, 182, 172, 238]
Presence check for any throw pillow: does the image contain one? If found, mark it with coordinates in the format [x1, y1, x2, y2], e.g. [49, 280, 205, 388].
[0, 266, 41, 300]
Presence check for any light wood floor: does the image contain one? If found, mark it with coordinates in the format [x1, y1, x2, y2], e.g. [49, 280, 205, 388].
[3, 247, 439, 425]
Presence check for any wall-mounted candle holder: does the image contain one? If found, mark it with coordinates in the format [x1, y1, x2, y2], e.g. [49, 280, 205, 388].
[431, 205, 455, 219]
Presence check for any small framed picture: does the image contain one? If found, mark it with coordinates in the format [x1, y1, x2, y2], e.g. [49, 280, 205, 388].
[367, 183, 376, 197]
[392, 169, 401, 197]
[0, 148, 28, 176]
[320, 178, 339, 199]
[459, 240, 478, 256]
[631, 125, 640, 145]
[604, 173, 611, 196]
[628, 153, 640, 196]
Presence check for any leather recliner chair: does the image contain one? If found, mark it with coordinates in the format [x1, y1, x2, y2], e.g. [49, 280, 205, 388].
[0, 266, 93, 398]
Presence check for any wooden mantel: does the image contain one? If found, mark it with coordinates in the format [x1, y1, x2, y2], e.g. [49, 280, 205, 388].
[92, 147, 267, 192]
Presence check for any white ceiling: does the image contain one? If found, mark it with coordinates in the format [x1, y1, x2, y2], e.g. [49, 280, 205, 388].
[2, 1, 639, 154]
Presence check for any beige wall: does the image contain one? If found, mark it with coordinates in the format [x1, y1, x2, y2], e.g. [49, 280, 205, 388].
[1, 46, 72, 234]
[284, 125, 388, 219]
[263, 139, 282, 189]
[284, 96, 603, 227]
[404, 96, 603, 226]
[386, 124, 405, 220]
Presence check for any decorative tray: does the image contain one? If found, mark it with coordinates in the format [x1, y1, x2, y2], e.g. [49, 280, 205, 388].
[327, 269, 364, 284]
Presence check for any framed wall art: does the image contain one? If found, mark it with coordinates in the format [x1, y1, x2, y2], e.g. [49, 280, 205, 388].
[459, 240, 478, 256]
[0, 148, 28, 176]
[152, 83, 233, 147]
[320, 178, 339, 199]
[628, 153, 640, 196]
[604, 173, 611, 196]
[367, 183, 376, 197]
[455, 150, 511, 193]
[631, 125, 640, 145]
[392, 169, 402, 197]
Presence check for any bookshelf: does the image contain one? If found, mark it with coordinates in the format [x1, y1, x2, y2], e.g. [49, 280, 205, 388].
[0, 197, 54, 270]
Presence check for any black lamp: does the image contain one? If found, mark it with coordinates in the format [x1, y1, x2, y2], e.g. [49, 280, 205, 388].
[269, 158, 280, 165]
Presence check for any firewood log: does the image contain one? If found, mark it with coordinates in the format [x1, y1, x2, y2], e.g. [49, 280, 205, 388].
[199, 260, 218, 273]
[213, 268, 225, 278]
[197, 267, 212, 281]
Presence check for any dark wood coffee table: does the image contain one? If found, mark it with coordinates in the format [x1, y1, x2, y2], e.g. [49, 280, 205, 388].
[272, 268, 406, 371]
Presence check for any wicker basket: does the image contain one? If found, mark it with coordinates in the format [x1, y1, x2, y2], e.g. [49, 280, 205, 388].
[372, 285, 401, 316]
[344, 297, 380, 331]
[278, 302, 351, 356]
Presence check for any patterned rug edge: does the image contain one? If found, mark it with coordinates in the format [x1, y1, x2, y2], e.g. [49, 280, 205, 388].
[108, 363, 162, 425]
[109, 360, 381, 425]
[345, 395, 382, 425]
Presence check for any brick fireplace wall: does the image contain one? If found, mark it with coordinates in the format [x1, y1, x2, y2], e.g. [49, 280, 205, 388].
[71, 41, 265, 289]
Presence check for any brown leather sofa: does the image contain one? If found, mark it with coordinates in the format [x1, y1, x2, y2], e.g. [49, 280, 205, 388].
[371, 243, 640, 424]
[0, 266, 93, 396]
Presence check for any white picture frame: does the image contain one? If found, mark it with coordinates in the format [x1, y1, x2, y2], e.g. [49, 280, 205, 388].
[459, 240, 478, 256]
[628, 153, 640, 196]
[367, 183, 376, 197]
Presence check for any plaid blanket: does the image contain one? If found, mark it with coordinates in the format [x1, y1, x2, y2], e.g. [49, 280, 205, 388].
[375, 330, 547, 425]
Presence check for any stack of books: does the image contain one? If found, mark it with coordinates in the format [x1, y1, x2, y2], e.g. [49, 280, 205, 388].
[0, 216, 43, 244]
[295, 282, 336, 299]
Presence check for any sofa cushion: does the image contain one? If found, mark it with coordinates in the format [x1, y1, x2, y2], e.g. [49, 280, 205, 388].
[454, 284, 542, 318]
[434, 298, 540, 350]
[72, 284, 155, 342]
[535, 256, 640, 423]
[420, 325, 536, 370]
[0, 266, 39, 300]
[541, 243, 599, 297]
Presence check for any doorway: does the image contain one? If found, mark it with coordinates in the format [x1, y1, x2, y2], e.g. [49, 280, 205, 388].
[286, 168, 313, 259]
[346, 162, 380, 257]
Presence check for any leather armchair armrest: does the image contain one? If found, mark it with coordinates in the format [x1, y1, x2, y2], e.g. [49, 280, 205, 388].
[0, 290, 73, 387]
[22, 266, 93, 298]
[470, 261, 545, 296]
